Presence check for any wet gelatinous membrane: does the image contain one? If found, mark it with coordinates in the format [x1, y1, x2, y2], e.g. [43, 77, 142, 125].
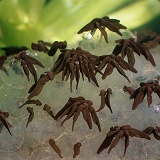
[0, 34, 160, 160]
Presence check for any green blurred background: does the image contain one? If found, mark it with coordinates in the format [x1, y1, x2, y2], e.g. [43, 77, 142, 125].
[0, 0, 159, 47]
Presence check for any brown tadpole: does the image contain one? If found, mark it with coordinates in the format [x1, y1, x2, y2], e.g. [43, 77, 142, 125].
[95, 21, 108, 43]
[96, 89, 106, 112]
[97, 88, 113, 113]
[60, 105, 77, 126]
[26, 60, 38, 82]
[85, 104, 92, 130]
[102, 59, 114, 79]
[43, 104, 55, 120]
[24, 54, 45, 68]
[88, 63, 99, 87]
[69, 62, 75, 92]
[28, 71, 54, 99]
[18, 99, 42, 108]
[88, 105, 101, 132]
[132, 86, 146, 110]
[73, 142, 82, 158]
[72, 104, 85, 131]
[111, 60, 131, 83]
[75, 63, 80, 89]
[0, 113, 12, 136]
[49, 139, 63, 158]
[27, 75, 47, 99]
[21, 60, 30, 81]
[115, 56, 137, 73]
[105, 88, 113, 113]
[26, 107, 34, 128]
